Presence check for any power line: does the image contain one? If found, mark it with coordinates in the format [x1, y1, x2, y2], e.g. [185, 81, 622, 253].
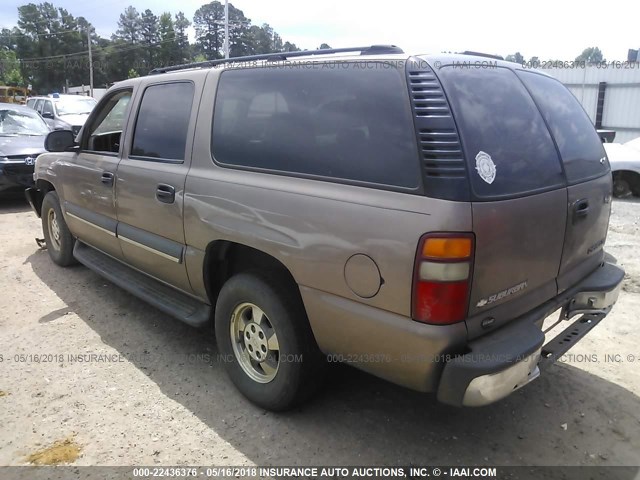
[0, 28, 80, 38]
[17, 35, 188, 63]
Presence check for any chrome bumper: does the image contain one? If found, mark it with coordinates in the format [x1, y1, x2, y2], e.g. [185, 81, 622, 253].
[437, 261, 624, 407]
[462, 349, 542, 406]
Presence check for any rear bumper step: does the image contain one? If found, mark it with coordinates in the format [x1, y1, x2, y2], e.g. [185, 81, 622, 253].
[437, 261, 624, 406]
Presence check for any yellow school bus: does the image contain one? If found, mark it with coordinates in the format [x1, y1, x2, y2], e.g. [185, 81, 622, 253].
[0, 86, 29, 104]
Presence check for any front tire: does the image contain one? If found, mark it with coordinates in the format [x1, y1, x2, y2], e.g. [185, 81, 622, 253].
[215, 272, 325, 411]
[613, 174, 632, 198]
[41, 191, 76, 266]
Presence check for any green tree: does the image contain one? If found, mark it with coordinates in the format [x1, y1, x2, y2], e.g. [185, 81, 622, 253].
[227, 5, 251, 57]
[505, 52, 524, 64]
[158, 12, 179, 67]
[194, 2, 251, 58]
[174, 11, 191, 62]
[0, 49, 24, 85]
[112, 6, 142, 80]
[193, 1, 225, 58]
[115, 6, 141, 45]
[318, 43, 331, 49]
[282, 41, 298, 52]
[16, 2, 61, 91]
[1, 0, 302, 91]
[575, 47, 604, 63]
[140, 9, 159, 69]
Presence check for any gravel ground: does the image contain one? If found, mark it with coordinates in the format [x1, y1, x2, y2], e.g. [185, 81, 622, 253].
[0, 195, 639, 470]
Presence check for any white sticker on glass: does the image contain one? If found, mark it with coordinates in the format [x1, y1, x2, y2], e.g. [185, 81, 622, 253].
[475, 151, 497, 184]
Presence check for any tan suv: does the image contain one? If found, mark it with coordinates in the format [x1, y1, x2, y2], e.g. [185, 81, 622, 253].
[25, 46, 624, 411]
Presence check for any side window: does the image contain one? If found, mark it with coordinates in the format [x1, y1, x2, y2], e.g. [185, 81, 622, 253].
[34, 99, 44, 114]
[517, 71, 607, 185]
[42, 101, 54, 117]
[26, 99, 35, 109]
[211, 64, 420, 188]
[130, 82, 194, 161]
[84, 89, 132, 154]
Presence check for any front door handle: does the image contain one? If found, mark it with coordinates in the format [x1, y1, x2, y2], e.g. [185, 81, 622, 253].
[156, 184, 176, 204]
[101, 171, 114, 186]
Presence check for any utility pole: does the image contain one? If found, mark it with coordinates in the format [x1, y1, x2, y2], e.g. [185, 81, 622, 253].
[87, 25, 94, 97]
[224, 0, 229, 59]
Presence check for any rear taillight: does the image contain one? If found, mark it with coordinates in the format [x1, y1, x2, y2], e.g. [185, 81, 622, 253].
[412, 233, 474, 325]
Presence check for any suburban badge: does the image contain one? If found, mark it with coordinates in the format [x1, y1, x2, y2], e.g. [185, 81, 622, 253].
[476, 281, 528, 308]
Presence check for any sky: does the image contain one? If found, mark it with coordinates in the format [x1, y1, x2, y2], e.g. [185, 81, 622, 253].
[1, 0, 638, 61]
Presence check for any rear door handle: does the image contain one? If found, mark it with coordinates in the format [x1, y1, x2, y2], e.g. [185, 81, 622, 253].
[573, 199, 590, 220]
[156, 184, 176, 204]
[101, 172, 114, 186]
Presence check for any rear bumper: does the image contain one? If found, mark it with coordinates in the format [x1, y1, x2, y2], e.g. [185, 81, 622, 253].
[437, 261, 624, 406]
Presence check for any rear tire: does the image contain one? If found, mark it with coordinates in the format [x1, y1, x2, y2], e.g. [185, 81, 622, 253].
[214, 272, 325, 411]
[41, 191, 76, 267]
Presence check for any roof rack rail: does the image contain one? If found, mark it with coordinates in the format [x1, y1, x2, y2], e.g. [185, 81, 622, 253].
[149, 45, 404, 74]
[459, 51, 504, 61]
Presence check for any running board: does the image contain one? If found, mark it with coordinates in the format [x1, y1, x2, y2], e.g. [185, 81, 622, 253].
[73, 241, 211, 327]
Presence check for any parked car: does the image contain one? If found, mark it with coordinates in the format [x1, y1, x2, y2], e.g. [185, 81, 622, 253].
[26, 46, 623, 411]
[26, 94, 96, 137]
[603, 139, 640, 197]
[0, 103, 49, 193]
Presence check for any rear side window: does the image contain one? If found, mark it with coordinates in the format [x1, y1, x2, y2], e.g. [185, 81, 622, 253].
[437, 67, 565, 199]
[131, 82, 194, 161]
[211, 63, 420, 189]
[42, 101, 54, 116]
[517, 71, 607, 184]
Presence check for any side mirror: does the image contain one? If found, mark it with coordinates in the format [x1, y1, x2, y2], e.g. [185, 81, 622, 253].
[41, 111, 54, 119]
[45, 130, 77, 152]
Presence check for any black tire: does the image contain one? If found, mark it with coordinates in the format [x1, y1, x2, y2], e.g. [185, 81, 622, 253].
[41, 191, 76, 267]
[215, 272, 326, 411]
[613, 174, 632, 198]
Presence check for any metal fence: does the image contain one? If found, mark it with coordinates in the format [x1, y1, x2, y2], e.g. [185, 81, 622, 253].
[542, 66, 640, 143]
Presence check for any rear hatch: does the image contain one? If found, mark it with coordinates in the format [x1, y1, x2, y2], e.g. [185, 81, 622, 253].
[517, 71, 612, 292]
[415, 58, 611, 338]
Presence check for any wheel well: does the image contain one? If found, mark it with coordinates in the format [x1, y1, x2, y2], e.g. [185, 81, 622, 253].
[613, 170, 640, 194]
[36, 179, 55, 192]
[32, 180, 55, 216]
[204, 241, 300, 306]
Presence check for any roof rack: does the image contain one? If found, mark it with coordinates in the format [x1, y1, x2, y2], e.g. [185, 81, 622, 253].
[149, 45, 404, 74]
[459, 51, 504, 61]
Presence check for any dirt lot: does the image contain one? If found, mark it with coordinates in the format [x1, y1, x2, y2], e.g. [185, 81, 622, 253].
[0, 195, 639, 470]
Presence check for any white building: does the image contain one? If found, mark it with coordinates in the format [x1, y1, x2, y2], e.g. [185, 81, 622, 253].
[65, 85, 107, 102]
[542, 66, 640, 143]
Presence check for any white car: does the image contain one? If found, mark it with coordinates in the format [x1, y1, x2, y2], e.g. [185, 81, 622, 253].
[604, 138, 640, 198]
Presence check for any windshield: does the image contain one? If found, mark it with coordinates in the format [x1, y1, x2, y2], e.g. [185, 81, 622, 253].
[0, 108, 50, 136]
[56, 98, 96, 116]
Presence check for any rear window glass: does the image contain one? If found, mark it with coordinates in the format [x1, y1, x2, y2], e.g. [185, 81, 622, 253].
[211, 63, 420, 189]
[437, 66, 565, 199]
[517, 71, 607, 184]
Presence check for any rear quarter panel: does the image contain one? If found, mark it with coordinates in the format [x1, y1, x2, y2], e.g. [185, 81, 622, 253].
[184, 70, 472, 321]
